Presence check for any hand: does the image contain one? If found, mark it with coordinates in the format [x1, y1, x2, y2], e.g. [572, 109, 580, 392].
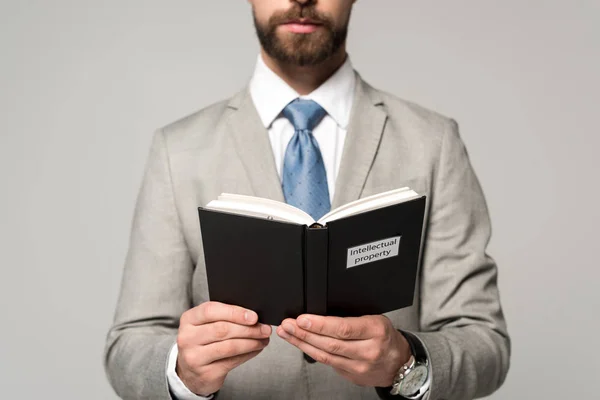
[176, 301, 272, 396]
[276, 314, 410, 388]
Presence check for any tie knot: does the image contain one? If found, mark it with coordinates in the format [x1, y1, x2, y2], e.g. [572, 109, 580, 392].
[282, 99, 327, 132]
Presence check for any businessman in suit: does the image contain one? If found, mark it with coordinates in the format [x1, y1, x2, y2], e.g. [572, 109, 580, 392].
[104, 1, 510, 399]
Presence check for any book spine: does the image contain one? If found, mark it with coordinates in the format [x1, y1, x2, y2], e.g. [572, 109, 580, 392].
[304, 225, 328, 316]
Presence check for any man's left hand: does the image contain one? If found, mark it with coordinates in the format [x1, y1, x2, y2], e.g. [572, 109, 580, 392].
[276, 314, 411, 388]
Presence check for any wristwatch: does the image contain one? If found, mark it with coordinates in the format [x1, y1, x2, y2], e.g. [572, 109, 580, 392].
[390, 354, 429, 397]
[376, 331, 430, 399]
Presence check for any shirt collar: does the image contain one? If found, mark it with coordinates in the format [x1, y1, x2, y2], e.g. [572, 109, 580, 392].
[249, 54, 356, 129]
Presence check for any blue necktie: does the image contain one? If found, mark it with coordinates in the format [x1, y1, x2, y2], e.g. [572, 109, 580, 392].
[282, 99, 331, 221]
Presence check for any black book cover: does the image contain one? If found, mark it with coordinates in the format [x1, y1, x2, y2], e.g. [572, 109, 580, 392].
[198, 196, 426, 325]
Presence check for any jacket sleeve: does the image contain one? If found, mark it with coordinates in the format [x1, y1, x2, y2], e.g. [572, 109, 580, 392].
[411, 120, 511, 399]
[104, 129, 194, 400]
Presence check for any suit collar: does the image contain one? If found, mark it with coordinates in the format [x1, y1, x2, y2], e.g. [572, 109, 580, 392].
[331, 74, 388, 209]
[227, 72, 384, 123]
[226, 87, 286, 203]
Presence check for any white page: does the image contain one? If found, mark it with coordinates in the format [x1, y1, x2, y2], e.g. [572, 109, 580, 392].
[206, 187, 420, 226]
[206, 195, 314, 225]
[318, 187, 411, 223]
[318, 188, 420, 224]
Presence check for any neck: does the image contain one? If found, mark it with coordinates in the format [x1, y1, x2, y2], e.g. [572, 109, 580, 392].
[260, 48, 347, 95]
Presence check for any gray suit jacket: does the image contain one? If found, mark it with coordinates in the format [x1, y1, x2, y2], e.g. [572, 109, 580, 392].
[104, 74, 510, 400]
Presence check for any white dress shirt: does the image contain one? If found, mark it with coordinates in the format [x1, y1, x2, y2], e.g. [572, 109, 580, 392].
[166, 54, 357, 399]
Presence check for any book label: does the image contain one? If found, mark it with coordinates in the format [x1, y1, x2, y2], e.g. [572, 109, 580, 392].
[346, 236, 401, 268]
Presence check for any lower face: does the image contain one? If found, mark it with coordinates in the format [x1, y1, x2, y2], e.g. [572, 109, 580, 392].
[253, 4, 350, 66]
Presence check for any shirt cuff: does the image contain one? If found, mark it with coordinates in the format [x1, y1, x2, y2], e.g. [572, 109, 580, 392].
[167, 343, 215, 400]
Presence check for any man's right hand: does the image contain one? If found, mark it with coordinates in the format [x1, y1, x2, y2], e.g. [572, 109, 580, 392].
[176, 301, 272, 396]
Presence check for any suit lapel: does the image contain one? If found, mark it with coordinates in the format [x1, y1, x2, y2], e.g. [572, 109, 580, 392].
[332, 75, 388, 209]
[226, 88, 286, 202]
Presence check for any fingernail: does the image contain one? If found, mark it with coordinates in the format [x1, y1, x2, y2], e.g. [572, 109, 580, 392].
[278, 327, 290, 339]
[261, 324, 271, 335]
[283, 323, 295, 335]
[297, 317, 311, 329]
[245, 311, 257, 322]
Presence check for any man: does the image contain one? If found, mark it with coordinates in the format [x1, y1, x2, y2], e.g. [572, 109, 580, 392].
[104, 1, 510, 399]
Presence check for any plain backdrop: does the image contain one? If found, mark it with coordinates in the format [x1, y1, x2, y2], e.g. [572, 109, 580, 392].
[1, 1, 598, 399]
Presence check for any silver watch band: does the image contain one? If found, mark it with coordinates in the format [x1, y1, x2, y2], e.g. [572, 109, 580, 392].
[390, 355, 416, 395]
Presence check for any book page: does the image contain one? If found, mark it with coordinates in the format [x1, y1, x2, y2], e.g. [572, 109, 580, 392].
[318, 188, 420, 225]
[319, 187, 411, 222]
[206, 194, 314, 225]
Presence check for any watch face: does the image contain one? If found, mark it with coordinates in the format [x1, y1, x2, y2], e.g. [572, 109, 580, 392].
[399, 364, 428, 396]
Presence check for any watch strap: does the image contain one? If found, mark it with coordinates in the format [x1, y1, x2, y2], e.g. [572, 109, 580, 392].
[401, 331, 427, 364]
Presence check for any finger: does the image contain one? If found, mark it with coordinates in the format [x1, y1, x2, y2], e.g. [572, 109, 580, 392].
[202, 338, 270, 364]
[276, 326, 358, 373]
[293, 314, 384, 340]
[212, 349, 264, 373]
[181, 321, 272, 346]
[280, 320, 371, 360]
[184, 301, 259, 326]
[186, 349, 264, 392]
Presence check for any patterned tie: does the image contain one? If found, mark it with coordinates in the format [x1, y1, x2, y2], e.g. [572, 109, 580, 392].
[282, 99, 331, 221]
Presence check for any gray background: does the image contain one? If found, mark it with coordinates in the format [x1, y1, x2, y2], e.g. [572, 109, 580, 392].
[1, 1, 598, 399]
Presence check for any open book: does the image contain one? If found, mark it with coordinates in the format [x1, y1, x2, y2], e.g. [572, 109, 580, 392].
[198, 188, 426, 325]
[205, 187, 422, 226]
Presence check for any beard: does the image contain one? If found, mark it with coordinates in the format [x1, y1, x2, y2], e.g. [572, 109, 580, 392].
[253, 5, 349, 67]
